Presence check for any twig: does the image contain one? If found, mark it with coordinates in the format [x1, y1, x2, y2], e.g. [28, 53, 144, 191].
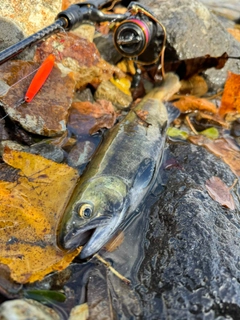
[94, 254, 131, 285]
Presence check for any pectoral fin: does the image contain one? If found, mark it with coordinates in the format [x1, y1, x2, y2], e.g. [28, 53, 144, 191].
[133, 158, 155, 190]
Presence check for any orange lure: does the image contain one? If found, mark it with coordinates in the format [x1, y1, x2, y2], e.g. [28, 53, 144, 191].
[25, 54, 55, 103]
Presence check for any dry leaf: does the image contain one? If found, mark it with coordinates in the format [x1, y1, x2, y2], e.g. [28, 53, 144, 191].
[189, 136, 240, 177]
[173, 95, 217, 114]
[149, 52, 229, 80]
[218, 71, 240, 117]
[0, 148, 80, 283]
[205, 176, 235, 210]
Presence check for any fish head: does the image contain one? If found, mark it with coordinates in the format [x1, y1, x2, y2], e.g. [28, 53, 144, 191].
[58, 176, 128, 258]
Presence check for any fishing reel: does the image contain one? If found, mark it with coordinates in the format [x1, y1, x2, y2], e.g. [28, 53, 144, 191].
[113, 2, 166, 66]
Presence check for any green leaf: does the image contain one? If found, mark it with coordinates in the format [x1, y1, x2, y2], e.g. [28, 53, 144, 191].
[24, 289, 66, 303]
[167, 127, 188, 140]
[200, 127, 219, 140]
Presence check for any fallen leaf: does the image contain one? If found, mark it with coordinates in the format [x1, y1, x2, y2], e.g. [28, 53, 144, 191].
[0, 148, 80, 283]
[173, 95, 217, 114]
[205, 176, 235, 210]
[110, 77, 131, 96]
[218, 71, 240, 117]
[149, 52, 229, 80]
[167, 127, 188, 140]
[189, 136, 240, 177]
[200, 127, 219, 139]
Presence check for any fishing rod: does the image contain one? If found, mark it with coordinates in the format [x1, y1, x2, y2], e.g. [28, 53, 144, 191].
[0, 0, 129, 65]
[0, 2, 167, 68]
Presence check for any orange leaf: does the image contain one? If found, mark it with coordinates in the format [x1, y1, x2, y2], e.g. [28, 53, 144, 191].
[173, 95, 217, 114]
[218, 71, 240, 117]
[0, 149, 80, 283]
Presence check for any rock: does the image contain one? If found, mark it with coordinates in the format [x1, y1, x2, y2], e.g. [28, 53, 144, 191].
[0, 140, 25, 156]
[0, 60, 75, 137]
[74, 88, 94, 103]
[68, 100, 116, 136]
[135, 142, 240, 319]
[0, 18, 24, 52]
[199, 0, 240, 21]
[93, 33, 122, 65]
[34, 32, 121, 90]
[0, 17, 34, 62]
[94, 81, 132, 110]
[0, 0, 61, 36]
[138, 0, 240, 89]
[29, 142, 65, 163]
[69, 303, 89, 320]
[73, 24, 95, 42]
[0, 299, 60, 320]
[67, 140, 98, 173]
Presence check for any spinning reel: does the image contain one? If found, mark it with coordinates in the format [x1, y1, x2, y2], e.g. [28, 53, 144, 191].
[0, 1, 166, 73]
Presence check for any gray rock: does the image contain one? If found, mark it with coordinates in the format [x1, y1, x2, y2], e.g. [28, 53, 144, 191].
[94, 33, 122, 65]
[136, 142, 240, 319]
[29, 142, 65, 163]
[0, 299, 60, 320]
[74, 88, 94, 103]
[0, 17, 34, 61]
[138, 0, 240, 89]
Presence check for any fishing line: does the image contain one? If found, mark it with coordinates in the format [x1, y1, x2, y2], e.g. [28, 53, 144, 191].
[0, 55, 55, 122]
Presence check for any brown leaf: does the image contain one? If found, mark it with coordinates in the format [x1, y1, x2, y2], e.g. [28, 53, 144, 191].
[205, 176, 235, 210]
[149, 52, 229, 80]
[218, 71, 240, 117]
[173, 95, 217, 114]
[189, 136, 240, 177]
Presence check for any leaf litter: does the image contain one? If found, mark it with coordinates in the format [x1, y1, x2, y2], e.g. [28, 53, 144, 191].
[0, 148, 80, 283]
[205, 176, 235, 210]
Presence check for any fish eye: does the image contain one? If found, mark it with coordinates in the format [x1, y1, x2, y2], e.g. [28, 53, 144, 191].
[78, 203, 93, 219]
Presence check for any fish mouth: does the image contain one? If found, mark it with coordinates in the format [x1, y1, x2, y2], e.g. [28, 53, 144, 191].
[58, 216, 111, 252]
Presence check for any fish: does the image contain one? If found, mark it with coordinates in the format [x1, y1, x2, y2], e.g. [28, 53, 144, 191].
[57, 73, 181, 259]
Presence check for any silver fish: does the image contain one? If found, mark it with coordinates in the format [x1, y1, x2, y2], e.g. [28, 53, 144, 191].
[58, 73, 181, 259]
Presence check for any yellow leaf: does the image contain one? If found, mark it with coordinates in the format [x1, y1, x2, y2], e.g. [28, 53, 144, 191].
[0, 148, 80, 283]
[110, 77, 132, 96]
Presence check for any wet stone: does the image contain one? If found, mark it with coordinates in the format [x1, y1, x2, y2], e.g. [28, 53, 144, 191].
[138, 0, 240, 89]
[137, 142, 240, 319]
[93, 33, 122, 65]
[29, 142, 65, 163]
[0, 60, 75, 137]
[94, 81, 132, 110]
[0, 299, 60, 320]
